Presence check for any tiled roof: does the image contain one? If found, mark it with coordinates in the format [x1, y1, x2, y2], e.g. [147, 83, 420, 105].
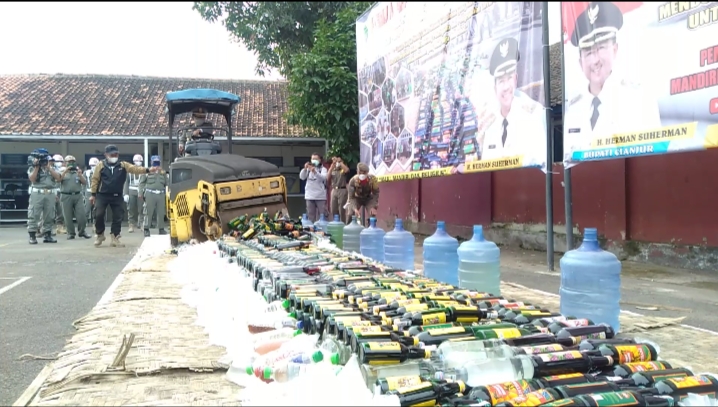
[0, 74, 308, 138]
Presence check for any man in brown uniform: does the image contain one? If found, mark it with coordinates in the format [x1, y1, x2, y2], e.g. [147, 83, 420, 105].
[346, 163, 380, 224]
[328, 156, 350, 223]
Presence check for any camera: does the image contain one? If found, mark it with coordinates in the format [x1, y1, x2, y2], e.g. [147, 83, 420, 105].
[28, 148, 50, 167]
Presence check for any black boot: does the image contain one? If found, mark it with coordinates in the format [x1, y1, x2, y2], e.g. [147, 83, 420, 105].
[29, 232, 37, 245]
[43, 232, 57, 243]
[67, 235, 76, 240]
[144, 229, 150, 237]
[79, 231, 92, 239]
[158, 228, 167, 235]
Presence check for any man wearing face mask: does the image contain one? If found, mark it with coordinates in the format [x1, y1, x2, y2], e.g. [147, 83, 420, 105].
[298, 153, 328, 223]
[179, 107, 214, 157]
[139, 155, 168, 237]
[123, 154, 145, 233]
[59, 155, 91, 240]
[90, 145, 152, 248]
[84, 157, 99, 223]
[27, 149, 63, 244]
[51, 154, 67, 235]
[346, 163, 380, 224]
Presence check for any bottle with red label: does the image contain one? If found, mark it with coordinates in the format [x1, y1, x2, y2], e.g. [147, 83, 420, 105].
[596, 343, 658, 364]
[462, 379, 544, 406]
[385, 380, 467, 407]
[615, 367, 694, 388]
[605, 361, 674, 378]
[654, 374, 718, 402]
[546, 318, 595, 334]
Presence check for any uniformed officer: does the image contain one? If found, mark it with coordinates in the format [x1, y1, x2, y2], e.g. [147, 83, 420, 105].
[51, 154, 67, 235]
[178, 107, 214, 157]
[452, 37, 546, 174]
[84, 157, 99, 223]
[124, 154, 145, 232]
[139, 155, 168, 237]
[346, 163, 380, 224]
[27, 149, 62, 244]
[563, 1, 662, 161]
[59, 155, 91, 240]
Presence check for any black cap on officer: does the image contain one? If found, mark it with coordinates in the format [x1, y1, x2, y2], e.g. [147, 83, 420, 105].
[570, 2, 623, 49]
[489, 37, 520, 77]
[105, 144, 119, 154]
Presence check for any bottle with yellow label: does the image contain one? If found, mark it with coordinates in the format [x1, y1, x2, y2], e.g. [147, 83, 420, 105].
[615, 368, 694, 388]
[373, 298, 419, 315]
[415, 323, 527, 347]
[607, 361, 673, 379]
[554, 323, 616, 341]
[350, 331, 420, 354]
[357, 341, 432, 365]
[654, 374, 718, 401]
[461, 379, 544, 406]
[376, 375, 425, 395]
[577, 338, 636, 352]
[597, 343, 658, 364]
[385, 380, 467, 407]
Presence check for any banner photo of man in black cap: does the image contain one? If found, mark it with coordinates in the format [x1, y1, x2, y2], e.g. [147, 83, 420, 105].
[89, 144, 154, 248]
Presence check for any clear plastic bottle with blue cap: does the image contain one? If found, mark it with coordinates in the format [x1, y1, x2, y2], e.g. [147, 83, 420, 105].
[313, 213, 329, 232]
[423, 221, 459, 286]
[301, 213, 313, 229]
[342, 216, 365, 253]
[560, 227, 622, 333]
[326, 214, 345, 248]
[458, 225, 500, 295]
[384, 218, 415, 270]
[360, 217, 385, 262]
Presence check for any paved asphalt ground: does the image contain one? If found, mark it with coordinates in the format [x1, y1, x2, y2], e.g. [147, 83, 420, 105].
[0, 225, 146, 406]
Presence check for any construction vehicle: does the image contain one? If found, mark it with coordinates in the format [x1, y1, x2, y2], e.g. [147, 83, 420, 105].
[165, 88, 289, 247]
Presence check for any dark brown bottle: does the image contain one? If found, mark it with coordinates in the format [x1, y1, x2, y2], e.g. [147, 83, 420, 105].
[357, 341, 431, 365]
[535, 373, 602, 388]
[654, 374, 718, 402]
[555, 323, 616, 343]
[598, 343, 658, 365]
[465, 379, 544, 405]
[615, 368, 694, 388]
[607, 361, 674, 378]
[386, 380, 467, 406]
[375, 375, 424, 395]
[542, 390, 675, 406]
[578, 338, 636, 352]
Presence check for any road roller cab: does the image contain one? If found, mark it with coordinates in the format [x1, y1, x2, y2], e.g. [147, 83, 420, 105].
[165, 89, 289, 247]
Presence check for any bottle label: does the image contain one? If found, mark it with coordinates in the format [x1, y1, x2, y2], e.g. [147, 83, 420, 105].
[493, 328, 522, 339]
[510, 389, 557, 406]
[667, 375, 713, 389]
[333, 316, 362, 323]
[572, 332, 607, 343]
[421, 313, 447, 325]
[358, 331, 391, 338]
[397, 299, 420, 306]
[396, 381, 433, 394]
[614, 344, 654, 364]
[354, 325, 383, 334]
[384, 375, 422, 391]
[427, 326, 466, 336]
[448, 336, 477, 342]
[520, 344, 564, 355]
[403, 304, 429, 312]
[623, 361, 668, 373]
[588, 391, 639, 406]
[538, 351, 584, 362]
[456, 316, 481, 323]
[651, 372, 691, 383]
[368, 359, 402, 365]
[502, 302, 527, 308]
[452, 305, 480, 312]
[562, 318, 591, 327]
[486, 380, 534, 405]
[407, 401, 436, 407]
[521, 311, 552, 316]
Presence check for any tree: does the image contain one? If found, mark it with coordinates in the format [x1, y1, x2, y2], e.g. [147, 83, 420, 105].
[193, 2, 354, 77]
[286, 3, 372, 165]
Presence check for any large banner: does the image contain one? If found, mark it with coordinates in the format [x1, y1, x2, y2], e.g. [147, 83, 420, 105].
[356, 2, 548, 182]
[562, 2, 718, 166]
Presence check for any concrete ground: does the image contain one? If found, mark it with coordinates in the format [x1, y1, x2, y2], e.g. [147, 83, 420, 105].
[413, 235, 718, 332]
[0, 225, 146, 406]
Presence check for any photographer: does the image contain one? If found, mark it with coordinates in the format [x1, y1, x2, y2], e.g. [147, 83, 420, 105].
[298, 153, 327, 223]
[60, 155, 91, 240]
[27, 149, 62, 244]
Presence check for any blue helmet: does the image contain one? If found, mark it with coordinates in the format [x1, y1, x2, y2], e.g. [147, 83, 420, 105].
[150, 155, 161, 166]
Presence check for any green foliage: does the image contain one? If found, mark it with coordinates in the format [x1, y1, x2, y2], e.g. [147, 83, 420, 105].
[286, 2, 372, 166]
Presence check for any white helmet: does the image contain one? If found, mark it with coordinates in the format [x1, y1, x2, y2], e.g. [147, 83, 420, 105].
[133, 154, 143, 163]
[52, 154, 64, 162]
[89, 157, 100, 167]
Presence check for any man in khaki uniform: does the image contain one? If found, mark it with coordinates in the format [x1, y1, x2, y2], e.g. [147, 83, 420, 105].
[139, 155, 168, 237]
[124, 154, 145, 232]
[27, 150, 62, 244]
[346, 163, 380, 225]
[328, 156, 350, 223]
[51, 154, 67, 235]
[59, 155, 91, 240]
[178, 107, 214, 157]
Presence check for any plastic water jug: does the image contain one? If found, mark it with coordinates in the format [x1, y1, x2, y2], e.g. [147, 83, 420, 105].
[301, 214, 313, 229]
[342, 216, 364, 253]
[314, 213, 329, 232]
[458, 225, 500, 295]
[326, 214, 345, 249]
[423, 221, 459, 286]
[560, 228, 622, 332]
[383, 218, 415, 270]
[360, 217, 385, 262]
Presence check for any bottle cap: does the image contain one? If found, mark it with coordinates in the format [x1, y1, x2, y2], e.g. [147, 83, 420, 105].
[312, 350, 324, 363]
[282, 299, 290, 309]
[263, 366, 273, 380]
[289, 311, 296, 319]
[296, 320, 303, 329]
[293, 329, 303, 336]
[245, 366, 253, 375]
[330, 352, 340, 365]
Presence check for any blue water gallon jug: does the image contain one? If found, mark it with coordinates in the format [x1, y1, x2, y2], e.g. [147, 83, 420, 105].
[301, 213, 313, 229]
[423, 221, 459, 286]
[384, 218, 415, 270]
[458, 225, 501, 295]
[360, 217, 385, 262]
[560, 228, 622, 332]
[343, 216, 364, 253]
[326, 214, 345, 249]
[314, 213, 329, 232]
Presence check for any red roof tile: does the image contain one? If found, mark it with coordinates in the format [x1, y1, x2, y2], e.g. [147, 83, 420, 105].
[0, 74, 308, 138]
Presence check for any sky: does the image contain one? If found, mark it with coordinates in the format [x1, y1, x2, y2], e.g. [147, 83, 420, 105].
[0, 2, 561, 79]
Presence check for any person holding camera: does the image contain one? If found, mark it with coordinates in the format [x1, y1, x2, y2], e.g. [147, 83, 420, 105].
[27, 149, 63, 244]
[59, 155, 91, 240]
[298, 153, 327, 223]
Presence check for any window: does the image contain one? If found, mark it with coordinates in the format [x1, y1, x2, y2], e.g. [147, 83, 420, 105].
[171, 169, 193, 184]
[251, 157, 284, 167]
[1, 154, 29, 166]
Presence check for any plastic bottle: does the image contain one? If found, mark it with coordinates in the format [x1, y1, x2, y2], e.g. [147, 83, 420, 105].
[384, 218, 416, 270]
[423, 221, 459, 285]
[251, 328, 302, 347]
[457, 225, 500, 295]
[360, 217, 386, 262]
[301, 213, 313, 229]
[560, 227, 622, 333]
[342, 216, 365, 253]
[326, 214, 346, 248]
[314, 213, 329, 232]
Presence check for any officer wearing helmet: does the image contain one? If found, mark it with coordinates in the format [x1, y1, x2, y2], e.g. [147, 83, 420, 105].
[51, 154, 67, 235]
[123, 154, 145, 232]
[59, 155, 91, 239]
[84, 157, 100, 223]
[178, 107, 214, 157]
[139, 155, 168, 236]
[27, 148, 62, 244]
